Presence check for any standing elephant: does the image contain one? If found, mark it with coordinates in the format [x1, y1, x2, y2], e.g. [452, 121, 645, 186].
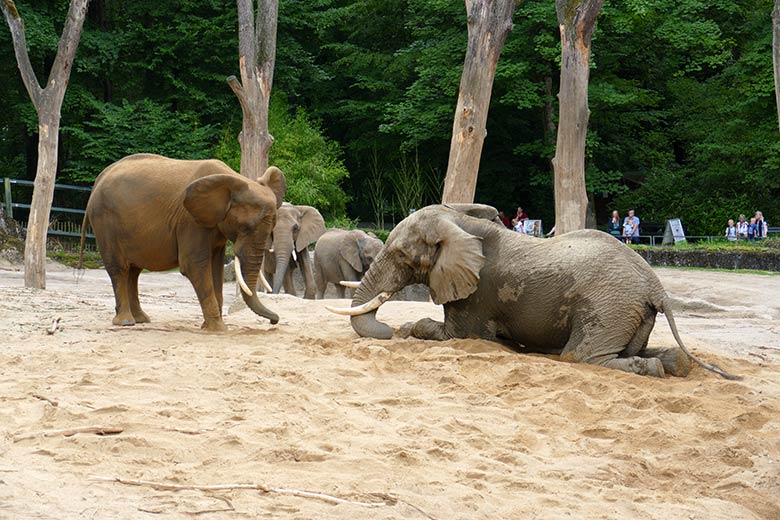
[80, 153, 286, 331]
[262, 203, 325, 299]
[328, 204, 738, 379]
[314, 229, 384, 299]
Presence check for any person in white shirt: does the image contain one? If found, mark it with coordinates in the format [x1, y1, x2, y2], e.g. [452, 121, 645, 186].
[724, 219, 737, 241]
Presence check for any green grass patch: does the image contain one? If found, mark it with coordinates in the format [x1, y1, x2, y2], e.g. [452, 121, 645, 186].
[631, 238, 780, 252]
[651, 265, 780, 276]
[48, 250, 103, 269]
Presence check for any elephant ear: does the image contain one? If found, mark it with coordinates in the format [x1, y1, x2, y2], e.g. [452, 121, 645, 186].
[428, 218, 485, 305]
[342, 231, 365, 272]
[258, 166, 287, 209]
[294, 205, 326, 251]
[184, 174, 247, 228]
[443, 203, 499, 222]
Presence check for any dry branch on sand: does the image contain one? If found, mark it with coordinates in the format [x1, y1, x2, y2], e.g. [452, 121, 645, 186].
[91, 476, 438, 519]
[13, 426, 123, 442]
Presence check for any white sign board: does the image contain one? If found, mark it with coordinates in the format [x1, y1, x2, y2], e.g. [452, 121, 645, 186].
[662, 218, 686, 245]
[523, 219, 543, 237]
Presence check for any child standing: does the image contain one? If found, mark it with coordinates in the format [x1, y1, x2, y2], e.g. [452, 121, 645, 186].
[724, 219, 737, 241]
[748, 217, 757, 241]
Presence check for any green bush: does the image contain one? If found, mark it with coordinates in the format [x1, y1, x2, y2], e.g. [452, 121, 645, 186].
[214, 95, 349, 219]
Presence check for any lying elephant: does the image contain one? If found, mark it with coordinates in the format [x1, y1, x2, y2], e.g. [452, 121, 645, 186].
[80, 153, 286, 331]
[314, 229, 384, 299]
[261, 203, 325, 299]
[328, 204, 739, 379]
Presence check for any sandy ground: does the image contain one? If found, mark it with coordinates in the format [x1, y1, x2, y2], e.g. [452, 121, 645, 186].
[0, 262, 779, 519]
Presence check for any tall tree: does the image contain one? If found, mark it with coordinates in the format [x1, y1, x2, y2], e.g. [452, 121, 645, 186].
[228, 0, 278, 181]
[773, 0, 780, 132]
[2, 0, 89, 289]
[551, 0, 604, 234]
[441, 0, 516, 203]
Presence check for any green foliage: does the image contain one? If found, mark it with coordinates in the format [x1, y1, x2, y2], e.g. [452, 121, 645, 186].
[1, 0, 778, 236]
[48, 251, 103, 269]
[63, 98, 215, 182]
[214, 95, 349, 218]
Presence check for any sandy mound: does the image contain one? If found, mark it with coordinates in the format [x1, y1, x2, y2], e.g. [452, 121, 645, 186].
[1, 265, 779, 519]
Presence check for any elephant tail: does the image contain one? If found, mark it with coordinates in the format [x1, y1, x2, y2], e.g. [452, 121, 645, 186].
[77, 211, 89, 270]
[658, 298, 742, 380]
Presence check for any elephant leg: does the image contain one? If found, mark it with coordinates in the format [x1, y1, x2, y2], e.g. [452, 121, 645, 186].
[298, 249, 317, 300]
[314, 261, 326, 300]
[180, 249, 225, 332]
[624, 309, 689, 376]
[591, 354, 666, 377]
[128, 266, 150, 323]
[283, 268, 297, 296]
[561, 318, 665, 377]
[211, 247, 225, 315]
[107, 264, 136, 326]
[641, 347, 691, 377]
[397, 318, 450, 341]
[108, 271, 135, 326]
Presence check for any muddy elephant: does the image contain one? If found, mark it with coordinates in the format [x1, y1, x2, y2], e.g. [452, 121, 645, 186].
[328, 204, 738, 379]
[80, 153, 286, 331]
[261, 203, 325, 299]
[314, 229, 384, 299]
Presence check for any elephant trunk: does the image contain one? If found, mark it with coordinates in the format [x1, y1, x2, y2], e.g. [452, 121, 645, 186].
[349, 258, 395, 339]
[236, 248, 279, 324]
[271, 244, 293, 294]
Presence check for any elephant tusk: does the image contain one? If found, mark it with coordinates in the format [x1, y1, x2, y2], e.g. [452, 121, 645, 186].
[325, 291, 394, 316]
[234, 256, 253, 297]
[259, 270, 272, 293]
[292, 249, 298, 262]
[339, 280, 361, 288]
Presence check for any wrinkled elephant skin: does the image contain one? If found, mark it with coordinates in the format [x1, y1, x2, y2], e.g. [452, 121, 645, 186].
[341, 204, 739, 380]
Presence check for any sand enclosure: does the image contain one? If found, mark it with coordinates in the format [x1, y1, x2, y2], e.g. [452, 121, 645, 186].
[1, 262, 779, 519]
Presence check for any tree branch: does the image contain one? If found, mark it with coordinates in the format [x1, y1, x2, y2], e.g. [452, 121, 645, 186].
[236, 0, 255, 85]
[1, 0, 43, 108]
[91, 476, 394, 508]
[46, 0, 90, 93]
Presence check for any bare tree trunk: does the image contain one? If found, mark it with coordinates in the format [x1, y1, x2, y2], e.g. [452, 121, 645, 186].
[441, 0, 515, 204]
[551, 0, 604, 235]
[2, 0, 90, 289]
[227, 0, 278, 181]
[773, 0, 780, 132]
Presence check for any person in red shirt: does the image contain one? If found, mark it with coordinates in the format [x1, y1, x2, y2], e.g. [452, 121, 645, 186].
[514, 206, 529, 224]
[498, 211, 511, 228]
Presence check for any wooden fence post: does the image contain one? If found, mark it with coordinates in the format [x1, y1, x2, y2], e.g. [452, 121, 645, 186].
[3, 178, 12, 219]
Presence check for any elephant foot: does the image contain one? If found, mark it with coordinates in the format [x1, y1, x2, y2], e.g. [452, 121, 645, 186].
[133, 311, 151, 324]
[410, 318, 450, 341]
[113, 315, 136, 327]
[396, 322, 415, 338]
[643, 347, 692, 377]
[201, 319, 227, 332]
[597, 356, 666, 378]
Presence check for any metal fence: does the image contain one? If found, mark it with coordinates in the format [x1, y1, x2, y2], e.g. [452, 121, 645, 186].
[3, 177, 93, 240]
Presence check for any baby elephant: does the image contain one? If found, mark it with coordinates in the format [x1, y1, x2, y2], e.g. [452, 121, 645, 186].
[314, 229, 383, 299]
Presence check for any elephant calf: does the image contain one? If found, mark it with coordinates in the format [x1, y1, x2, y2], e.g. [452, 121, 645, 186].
[327, 204, 739, 380]
[314, 229, 384, 299]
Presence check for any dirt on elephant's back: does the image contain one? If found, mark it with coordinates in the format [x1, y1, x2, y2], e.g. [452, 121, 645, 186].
[0, 263, 778, 519]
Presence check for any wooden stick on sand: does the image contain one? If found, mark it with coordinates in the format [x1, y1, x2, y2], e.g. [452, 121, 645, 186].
[13, 426, 123, 443]
[91, 476, 439, 519]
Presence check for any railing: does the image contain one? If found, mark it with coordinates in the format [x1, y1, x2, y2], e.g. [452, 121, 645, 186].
[3, 177, 93, 239]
